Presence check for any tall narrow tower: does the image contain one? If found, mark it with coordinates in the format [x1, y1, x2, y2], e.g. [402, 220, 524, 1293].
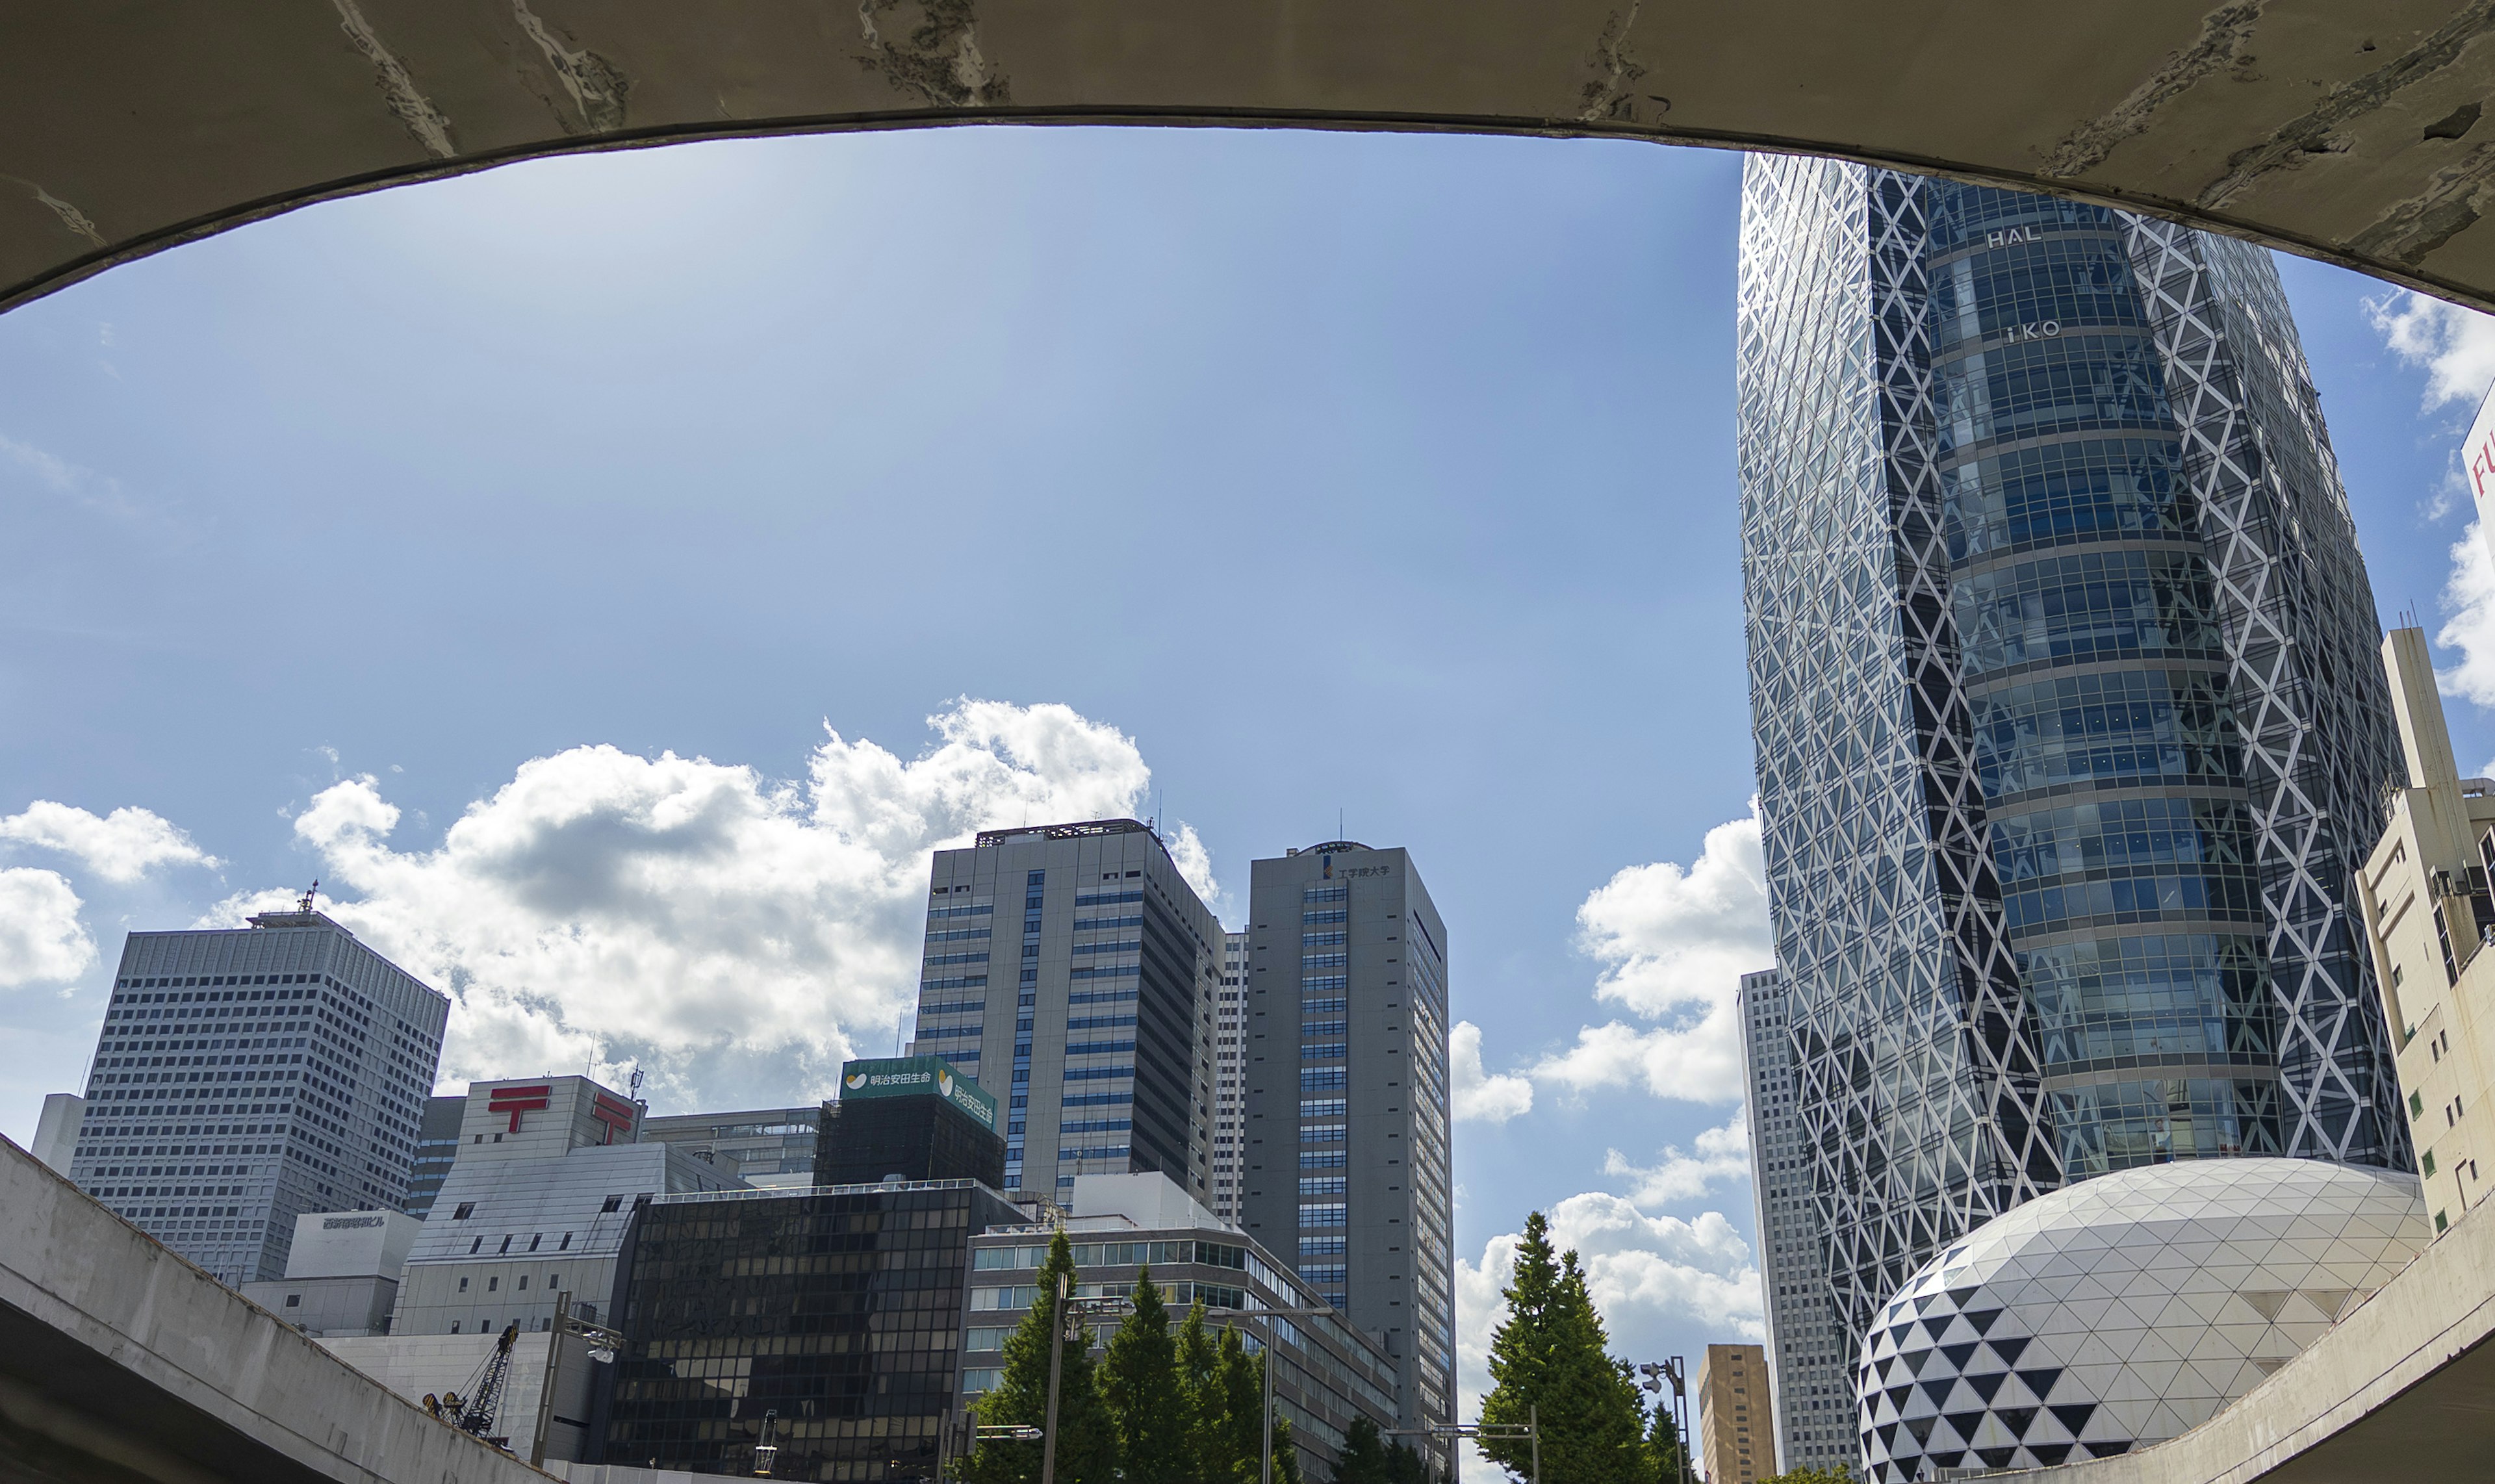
[1738, 158, 2406, 1397]
[1240, 841, 1455, 1476]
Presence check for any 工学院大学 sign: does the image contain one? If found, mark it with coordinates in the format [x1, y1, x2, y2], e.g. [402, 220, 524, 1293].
[838, 1055, 998, 1130]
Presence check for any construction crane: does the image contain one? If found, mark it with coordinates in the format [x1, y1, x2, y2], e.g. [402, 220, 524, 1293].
[422, 1324, 520, 1451]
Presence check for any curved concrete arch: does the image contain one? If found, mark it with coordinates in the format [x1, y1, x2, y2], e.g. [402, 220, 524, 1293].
[6, 2, 2495, 313]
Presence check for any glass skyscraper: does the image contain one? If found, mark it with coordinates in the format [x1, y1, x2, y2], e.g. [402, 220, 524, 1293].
[1738, 157, 2407, 1386]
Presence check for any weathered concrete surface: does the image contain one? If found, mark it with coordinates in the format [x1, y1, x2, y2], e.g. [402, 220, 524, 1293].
[8, 3, 2495, 313]
[1982, 1179, 2495, 1484]
[0, 1133, 551, 1484]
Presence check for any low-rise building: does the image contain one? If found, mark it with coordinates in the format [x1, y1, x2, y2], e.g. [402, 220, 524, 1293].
[964, 1172, 1401, 1483]
[242, 1207, 422, 1336]
[2361, 625, 2495, 1236]
[1700, 1343, 1772, 1484]
[390, 1077, 736, 1337]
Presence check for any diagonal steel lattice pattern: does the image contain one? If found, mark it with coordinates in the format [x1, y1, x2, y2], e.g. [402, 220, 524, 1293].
[1737, 154, 2408, 1474]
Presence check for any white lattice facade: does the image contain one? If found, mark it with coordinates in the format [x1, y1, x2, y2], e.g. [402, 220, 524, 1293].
[1737, 155, 2409, 1458]
[1855, 1158, 2427, 1478]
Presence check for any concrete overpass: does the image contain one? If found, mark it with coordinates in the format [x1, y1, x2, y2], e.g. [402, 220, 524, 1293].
[8, 2, 2495, 316]
[0, 1134, 550, 1484]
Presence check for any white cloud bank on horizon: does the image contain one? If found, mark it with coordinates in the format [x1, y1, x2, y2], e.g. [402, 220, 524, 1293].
[0, 800, 219, 882]
[190, 699, 1212, 1110]
[2370, 289, 2495, 415]
[0, 867, 96, 988]
[1531, 805, 1769, 1104]
[1603, 1111, 1752, 1205]
[1450, 1019, 1534, 1124]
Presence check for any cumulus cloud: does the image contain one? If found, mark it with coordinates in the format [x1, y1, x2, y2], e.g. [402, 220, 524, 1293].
[1454, 1192, 1763, 1475]
[1450, 1020, 1534, 1124]
[0, 800, 218, 882]
[2370, 290, 2495, 412]
[2439, 522, 2495, 712]
[1602, 1112, 1753, 1205]
[1532, 807, 1769, 1103]
[0, 867, 97, 988]
[203, 700, 1211, 1110]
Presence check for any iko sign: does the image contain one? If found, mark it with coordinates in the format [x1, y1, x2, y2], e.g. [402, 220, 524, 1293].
[839, 1054, 999, 1130]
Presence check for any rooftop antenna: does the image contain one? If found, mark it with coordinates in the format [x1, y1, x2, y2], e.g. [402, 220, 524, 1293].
[297, 880, 319, 914]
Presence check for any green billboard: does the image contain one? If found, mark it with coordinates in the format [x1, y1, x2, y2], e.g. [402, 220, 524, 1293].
[838, 1055, 999, 1131]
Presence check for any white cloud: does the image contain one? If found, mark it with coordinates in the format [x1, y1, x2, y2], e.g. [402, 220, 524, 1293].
[2439, 522, 2495, 713]
[0, 800, 218, 882]
[1450, 1020, 1534, 1124]
[1454, 1192, 1762, 1476]
[1531, 807, 1768, 1103]
[1602, 1111, 1752, 1205]
[2370, 289, 2495, 411]
[203, 700, 1210, 1110]
[0, 867, 96, 988]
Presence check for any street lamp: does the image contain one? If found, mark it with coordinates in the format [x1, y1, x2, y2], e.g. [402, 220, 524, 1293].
[1387, 1407, 1541, 1484]
[1039, 1272, 1132, 1484]
[1635, 1358, 1692, 1484]
[1225, 1303, 1342, 1484]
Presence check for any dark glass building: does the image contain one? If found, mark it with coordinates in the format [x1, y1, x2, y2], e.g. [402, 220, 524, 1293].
[816, 1059, 1006, 1188]
[601, 1180, 1024, 1480]
[402, 1094, 465, 1219]
[1739, 159, 2406, 1478]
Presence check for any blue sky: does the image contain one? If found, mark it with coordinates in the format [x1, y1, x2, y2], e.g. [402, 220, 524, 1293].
[4, 125, 2492, 1429]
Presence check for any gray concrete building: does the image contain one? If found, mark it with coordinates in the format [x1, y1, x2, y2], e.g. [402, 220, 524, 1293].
[66, 905, 449, 1285]
[1214, 928, 1249, 1221]
[1739, 968, 1847, 1473]
[241, 1208, 423, 1337]
[639, 1104, 819, 1188]
[1240, 841, 1454, 1474]
[910, 817, 1221, 1203]
[390, 1076, 736, 1337]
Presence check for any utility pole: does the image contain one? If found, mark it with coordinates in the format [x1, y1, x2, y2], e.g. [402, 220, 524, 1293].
[1036, 1272, 1131, 1484]
[1387, 1409, 1537, 1484]
[1230, 1303, 1338, 1484]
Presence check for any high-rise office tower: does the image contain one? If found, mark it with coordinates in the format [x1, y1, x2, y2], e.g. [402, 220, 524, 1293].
[1213, 928, 1249, 1220]
[1240, 841, 1454, 1474]
[1739, 969, 1845, 1471]
[911, 818, 1220, 1201]
[402, 1093, 466, 1218]
[67, 904, 449, 1285]
[1739, 159, 2405, 1375]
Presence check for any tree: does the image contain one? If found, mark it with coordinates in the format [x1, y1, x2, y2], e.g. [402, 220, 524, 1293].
[1100, 1266, 1188, 1483]
[960, 1229, 1118, 1484]
[1382, 1435, 1427, 1484]
[1331, 1416, 1391, 1484]
[1272, 1414, 1304, 1484]
[1641, 1388, 1687, 1484]
[1207, 1325, 1264, 1484]
[1479, 1212, 1649, 1484]
[1757, 1467, 1856, 1484]
[1175, 1301, 1226, 1484]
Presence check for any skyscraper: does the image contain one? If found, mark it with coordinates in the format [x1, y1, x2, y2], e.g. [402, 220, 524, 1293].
[1213, 928, 1249, 1221]
[1739, 969, 1845, 1470]
[910, 817, 1220, 1201]
[1240, 841, 1454, 1474]
[1739, 159, 2405, 1375]
[67, 905, 449, 1284]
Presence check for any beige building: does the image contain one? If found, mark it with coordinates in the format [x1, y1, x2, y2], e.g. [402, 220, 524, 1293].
[2359, 627, 2495, 1237]
[1699, 1342, 1774, 1484]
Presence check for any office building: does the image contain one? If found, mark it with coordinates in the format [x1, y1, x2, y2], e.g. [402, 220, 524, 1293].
[1854, 1159, 2426, 1479]
[964, 1171, 1401, 1481]
[1738, 159, 2407, 1375]
[816, 1055, 1006, 1186]
[641, 1103, 820, 1188]
[390, 1076, 737, 1337]
[1240, 841, 1455, 1474]
[403, 1094, 464, 1218]
[1737, 969, 1844, 1471]
[601, 1177, 1027, 1478]
[30, 1092, 83, 1173]
[240, 1208, 422, 1337]
[908, 817, 1222, 1201]
[2360, 627, 2495, 1236]
[66, 905, 450, 1283]
[1699, 1344, 1772, 1484]
[1214, 928, 1249, 1220]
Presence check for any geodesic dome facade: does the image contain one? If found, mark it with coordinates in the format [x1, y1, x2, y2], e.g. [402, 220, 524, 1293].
[1854, 1158, 2427, 1480]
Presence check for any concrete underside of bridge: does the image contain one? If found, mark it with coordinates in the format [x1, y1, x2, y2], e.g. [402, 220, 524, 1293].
[9, 2, 2495, 314]
[0, 1137, 546, 1484]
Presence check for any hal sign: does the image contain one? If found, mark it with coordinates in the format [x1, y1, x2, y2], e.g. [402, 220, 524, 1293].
[838, 1055, 999, 1131]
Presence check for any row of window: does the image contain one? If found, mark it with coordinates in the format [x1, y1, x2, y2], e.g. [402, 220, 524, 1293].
[1941, 436, 2192, 563]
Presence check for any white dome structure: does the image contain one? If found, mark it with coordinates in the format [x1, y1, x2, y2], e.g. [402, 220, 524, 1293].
[1855, 1159, 2428, 1480]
